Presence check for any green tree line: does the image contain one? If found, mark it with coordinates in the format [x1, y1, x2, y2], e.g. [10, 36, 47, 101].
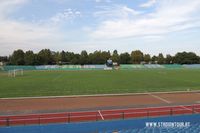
[0, 49, 200, 65]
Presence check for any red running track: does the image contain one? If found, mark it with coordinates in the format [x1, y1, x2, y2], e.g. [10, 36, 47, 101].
[0, 104, 200, 126]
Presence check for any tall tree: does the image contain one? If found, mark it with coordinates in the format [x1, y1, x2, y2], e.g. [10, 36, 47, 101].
[101, 51, 111, 63]
[53, 52, 61, 64]
[79, 50, 88, 65]
[66, 52, 75, 64]
[10, 49, 25, 65]
[88, 51, 106, 64]
[166, 54, 173, 64]
[3, 49, 200, 65]
[111, 50, 119, 63]
[38, 49, 53, 65]
[174, 52, 200, 64]
[131, 50, 144, 64]
[119, 52, 131, 64]
[60, 51, 67, 62]
[157, 53, 165, 64]
[71, 54, 80, 64]
[24, 50, 35, 65]
[144, 54, 151, 64]
[151, 55, 158, 64]
[0, 56, 8, 62]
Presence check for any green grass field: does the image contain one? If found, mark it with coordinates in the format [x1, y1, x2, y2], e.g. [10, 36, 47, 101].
[0, 69, 200, 98]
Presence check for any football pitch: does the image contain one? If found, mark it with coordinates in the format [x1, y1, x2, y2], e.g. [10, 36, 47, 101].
[0, 69, 200, 98]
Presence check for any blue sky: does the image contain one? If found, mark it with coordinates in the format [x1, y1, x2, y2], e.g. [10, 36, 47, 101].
[0, 0, 200, 56]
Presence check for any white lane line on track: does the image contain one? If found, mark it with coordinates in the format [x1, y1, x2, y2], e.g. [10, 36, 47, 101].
[179, 106, 198, 113]
[98, 110, 104, 120]
[149, 93, 171, 104]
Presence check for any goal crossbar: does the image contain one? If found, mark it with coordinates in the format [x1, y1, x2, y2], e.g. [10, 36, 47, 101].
[8, 69, 24, 77]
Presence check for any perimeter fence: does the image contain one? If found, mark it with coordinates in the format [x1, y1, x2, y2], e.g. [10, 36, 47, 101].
[2, 64, 200, 71]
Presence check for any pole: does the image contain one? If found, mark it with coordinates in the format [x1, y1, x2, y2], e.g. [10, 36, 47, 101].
[147, 110, 149, 118]
[39, 117, 41, 125]
[68, 113, 70, 123]
[192, 106, 195, 114]
[170, 108, 173, 116]
[6, 118, 9, 126]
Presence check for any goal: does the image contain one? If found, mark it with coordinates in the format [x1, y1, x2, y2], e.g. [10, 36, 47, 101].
[8, 69, 24, 77]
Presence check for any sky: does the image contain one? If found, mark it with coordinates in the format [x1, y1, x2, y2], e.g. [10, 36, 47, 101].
[0, 0, 200, 56]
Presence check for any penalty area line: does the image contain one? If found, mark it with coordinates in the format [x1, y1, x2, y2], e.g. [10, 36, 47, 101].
[52, 73, 63, 82]
[98, 110, 104, 120]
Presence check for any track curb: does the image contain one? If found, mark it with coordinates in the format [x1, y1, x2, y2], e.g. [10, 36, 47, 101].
[0, 90, 200, 100]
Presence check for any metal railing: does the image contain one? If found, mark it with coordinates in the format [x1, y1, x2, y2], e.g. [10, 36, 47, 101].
[0, 105, 199, 127]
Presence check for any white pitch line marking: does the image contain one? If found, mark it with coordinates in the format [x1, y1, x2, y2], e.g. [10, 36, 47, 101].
[98, 110, 104, 120]
[52, 73, 63, 81]
[1, 90, 200, 100]
[149, 93, 171, 104]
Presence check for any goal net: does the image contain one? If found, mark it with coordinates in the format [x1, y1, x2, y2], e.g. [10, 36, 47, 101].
[8, 69, 24, 77]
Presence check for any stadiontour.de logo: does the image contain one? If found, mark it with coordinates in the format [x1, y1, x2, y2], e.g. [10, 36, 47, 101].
[145, 122, 190, 128]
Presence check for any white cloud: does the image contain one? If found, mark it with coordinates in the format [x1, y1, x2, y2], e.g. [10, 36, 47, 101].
[140, 0, 156, 8]
[50, 8, 81, 24]
[0, 0, 28, 18]
[0, 0, 200, 55]
[0, 0, 65, 55]
[0, 20, 64, 54]
[95, 0, 112, 3]
[92, 0, 200, 39]
[94, 5, 141, 20]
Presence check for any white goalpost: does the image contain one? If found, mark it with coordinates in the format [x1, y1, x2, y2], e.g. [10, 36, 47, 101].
[8, 69, 24, 77]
